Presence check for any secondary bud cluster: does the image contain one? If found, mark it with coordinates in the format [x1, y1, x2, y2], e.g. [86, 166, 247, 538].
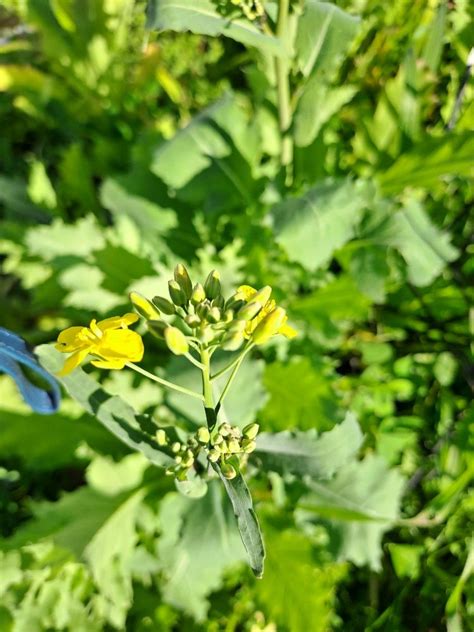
[129, 264, 296, 355]
[229, 0, 265, 21]
[156, 422, 259, 481]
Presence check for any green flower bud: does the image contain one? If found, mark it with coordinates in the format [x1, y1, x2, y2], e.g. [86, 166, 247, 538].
[147, 319, 167, 339]
[242, 439, 256, 454]
[243, 422, 259, 440]
[222, 309, 234, 324]
[191, 283, 206, 305]
[220, 462, 237, 480]
[208, 449, 220, 463]
[129, 291, 161, 320]
[253, 286, 272, 305]
[212, 295, 225, 309]
[168, 280, 187, 306]
[152, 295, 176, 315]
[213, 434, 224, 445]
[207, 306, 221, 323]
[219, 424, 231, 437]
[237, 300, 264, 321]
[174, 455, 183, 464]
[171, 442, 181, 453]
[197, 427, 210, 444]
[185, 314, 201, 328]
[204, 269, 221, 300]
[165, 466, 175, 476]
[156, 429, 168, 446]
[164, 326, 189, 355]
[196, 302, 210, 320]
[225, 293, 246, 311]
[223, 328, 245, 351]
[228, 439, 241, 453]
[174, 263, 193, 299]
[252, 307, 287, 345]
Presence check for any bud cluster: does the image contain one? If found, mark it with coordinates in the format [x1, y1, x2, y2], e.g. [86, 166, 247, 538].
[129, 264, 295, 355]
[157, 422, 259, 481]
[230, 0, 265, 21]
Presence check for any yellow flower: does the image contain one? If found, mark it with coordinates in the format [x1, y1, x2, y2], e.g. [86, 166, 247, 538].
[55, 313, 144, 376]
[237, 285, 297, 343]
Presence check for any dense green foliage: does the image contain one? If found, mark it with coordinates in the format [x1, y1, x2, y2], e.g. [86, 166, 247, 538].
[0, 0, 473, 630]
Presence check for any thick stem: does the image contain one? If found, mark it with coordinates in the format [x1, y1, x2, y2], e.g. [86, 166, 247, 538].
[200, 347, 217, 428]
[275, 0, 293, 177]
[210, 343, 254, 381]
[126, 362, 204, 401]
[217, 346, 251, 410]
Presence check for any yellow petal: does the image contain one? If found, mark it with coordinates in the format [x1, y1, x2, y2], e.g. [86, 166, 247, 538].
[279, 322, 298, 339]
[97, 329, 144, 361]
[97, 313, 139, 331]
[90, 358, 127, 370]
[237, 285, 257, 302]
[56, 326, 88, 349]
[57, 348, 90, 376]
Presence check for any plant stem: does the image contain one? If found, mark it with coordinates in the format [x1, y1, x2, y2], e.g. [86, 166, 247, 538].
[200, 347, 217, 428]
[275, 0, 293, 178]
[210, 343, 254, 381]
[217, 345, 251, 410]
[185, 351, 205, 370]
[126, 362, 204, 401]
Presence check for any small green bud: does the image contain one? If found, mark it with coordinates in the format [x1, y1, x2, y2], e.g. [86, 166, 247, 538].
[174, 263, 193, 299]
[175, 467, 188, 481]
[252, 307, 287, 345]
[243, 423, 259, 440]
[174, 455, 183, 464]
[222, 309, 234, 324]
[225, 293, 245, 312]
[237, 300, 264, 321]
[147, 319, 167, 339]
[156, 429, 168, 446]
[196, 302, 210, 320]
[223, 330, 245, 351]
[204, 269, 221, 300]
[152, 296, 176, 315]
[171, 442, 181, 453]
[243, 440, 256, 454]
[219, 424, 231, 437]
[191, 283, 206, 305]
[197, 427, 210, 444]
[213, 434, 224, 445]
[129, 291, 161, 320]
[164, 326, 189, 355]
[168, 280, 187, 306]
[212, 295, 225, 309]
[207, 306, 221, 323]
[185, 314, 201, 328]
[220, 462, 237, 480]
[183, 450, 195, 467]
[228, 439, 241, 453]
[208, 450, 220, 463]
[165, 466, 175, 476]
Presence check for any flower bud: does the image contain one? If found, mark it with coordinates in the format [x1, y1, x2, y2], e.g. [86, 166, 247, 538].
[152, 296, 176, 315]
[225, 294, 245, 312]
[129, 291, 161, 320]
[207, 307, 221, 323]
[222, 309, 234, 324]
[220, 462, 237, 480]
[252, 285, 272, 305]
[197, 427, 210, 444]
[156, 429, 168, 446]
[204, 269, 221, 300]
[164, 326, 189, 355]
[228, 439, 241, 453]
[196, 302, 209, 320]
[242, 439, 256, 453]
[219, 423, 231, 437]
[174, 263, 193, 299]
[147, 319, 167, 338]
[243, 423, 259, 440]
[252, 307, 287, 345]
[185, 314, 201, 328]
[237, 300, 264, 321]
[191, 283, 206, 305]
[208, 449, 220, 463]
[168, 280, 187, 306]
[171, 442, 181, 453]
[223, 330, 245, 351]
[212, 295, 225, 309]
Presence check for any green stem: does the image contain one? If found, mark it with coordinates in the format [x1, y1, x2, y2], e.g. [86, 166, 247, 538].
[185, 352, 205, 370]
[217, 345, 252, 410]
[200, 347, 217, 428]
[210, 344, 254, 381]
[126, 362, 204, 401]
[275, 0, 293, 178]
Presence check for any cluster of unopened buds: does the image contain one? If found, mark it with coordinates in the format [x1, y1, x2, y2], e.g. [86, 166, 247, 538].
[157, 421, 260, 480]
[230, 0, 265, 21]
[130, 264, 296, 353]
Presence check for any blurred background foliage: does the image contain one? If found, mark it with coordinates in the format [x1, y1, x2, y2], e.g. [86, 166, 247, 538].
[0, 0, 473, 630]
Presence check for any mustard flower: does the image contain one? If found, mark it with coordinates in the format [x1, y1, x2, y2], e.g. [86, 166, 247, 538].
[236, 285, 297, 343]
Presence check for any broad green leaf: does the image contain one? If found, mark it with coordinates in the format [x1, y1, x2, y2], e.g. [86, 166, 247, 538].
[36, 345, 173, 468]
[347, 245, 390, 302]
[214, 467, 265, 578]
[254, 413, 363, 480]
[299, 455, 405, 570]
[255, 526, 347, 632]
[296, 0, 360, 78]
[363, 200, 459, 286]
[260, 357, 342, 432]
[271, 179, 372, 271]
[146, 0, 286, 58]
[25, 216, 105, 260]
[294, 81, 356, 147]
[157, 482, 246, 620]
[378, 132, 474, 195]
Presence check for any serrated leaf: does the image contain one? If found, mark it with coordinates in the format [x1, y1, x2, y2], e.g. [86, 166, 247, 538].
[254, 413, 363, 480]
[214, 467, 265, 578]
[24, 216, 105, 260]
[146, 0, 286, 58]
[296, 0, 360, 78]
[299, 455, 405, 570]
[378, 132, 474, 195]
[271, 179, 372, 271]
[157, 482, 246, 620]
[36, 345, 173, 468]
[255, 526, 347, 632]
